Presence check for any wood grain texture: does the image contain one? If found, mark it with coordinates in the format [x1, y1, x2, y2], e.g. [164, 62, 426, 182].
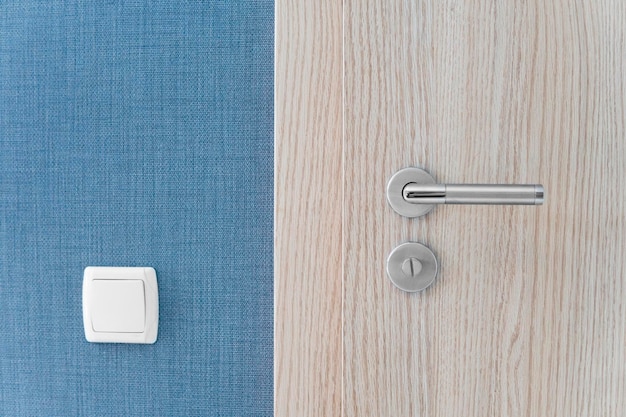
[343, 0, 626, 416]
[275, 0, 343, 416]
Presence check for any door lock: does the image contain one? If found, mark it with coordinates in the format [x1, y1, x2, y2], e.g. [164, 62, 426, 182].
[387, 242, 438, 292]
[387, 167, 544, 217]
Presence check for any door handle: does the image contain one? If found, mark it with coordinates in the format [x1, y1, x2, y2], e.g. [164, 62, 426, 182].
[387, 167, 544, 217]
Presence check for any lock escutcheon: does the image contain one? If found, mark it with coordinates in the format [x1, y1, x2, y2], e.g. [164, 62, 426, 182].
[387, 242, 438, 292]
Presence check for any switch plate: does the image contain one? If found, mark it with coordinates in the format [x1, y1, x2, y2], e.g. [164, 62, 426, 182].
[83, 267, 159, 344]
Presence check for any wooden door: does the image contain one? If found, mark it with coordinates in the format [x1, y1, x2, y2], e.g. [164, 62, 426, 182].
[277, 0, 626, 416]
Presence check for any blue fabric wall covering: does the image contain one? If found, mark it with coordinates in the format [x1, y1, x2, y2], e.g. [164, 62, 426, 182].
[0, 2, 273, 416]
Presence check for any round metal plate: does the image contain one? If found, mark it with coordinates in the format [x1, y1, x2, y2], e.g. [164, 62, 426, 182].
[386, 167, 436, 217]
[386, 242, 439, 292]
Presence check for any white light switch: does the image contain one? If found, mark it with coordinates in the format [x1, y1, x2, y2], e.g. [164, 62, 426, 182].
[91, 280, 145, 333]
[83, 267, 159, 344]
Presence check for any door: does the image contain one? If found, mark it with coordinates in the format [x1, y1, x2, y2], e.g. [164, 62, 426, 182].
[277, 0, 625, 416]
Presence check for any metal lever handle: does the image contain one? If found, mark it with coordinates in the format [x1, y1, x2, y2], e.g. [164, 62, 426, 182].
[387, 167, 544, 217]
[403, 183, 544, 205]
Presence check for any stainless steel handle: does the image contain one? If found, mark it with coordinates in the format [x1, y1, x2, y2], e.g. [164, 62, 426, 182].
[404, 183, 544, 205]
[387, 167, 544, 217]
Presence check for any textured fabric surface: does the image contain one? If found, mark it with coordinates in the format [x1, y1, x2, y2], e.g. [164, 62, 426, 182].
[0, 2, 273, 416]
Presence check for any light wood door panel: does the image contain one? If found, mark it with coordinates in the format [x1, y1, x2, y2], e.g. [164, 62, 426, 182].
[275, 1, 343, 416]
[344, 0, 625, 416]
[276, 0, 625, 416]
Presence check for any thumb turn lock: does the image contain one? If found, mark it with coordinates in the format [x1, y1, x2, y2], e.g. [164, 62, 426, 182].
[387, 242, 438, 292]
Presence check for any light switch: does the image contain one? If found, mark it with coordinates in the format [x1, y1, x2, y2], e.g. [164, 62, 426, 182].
[83, 267, 158, 344]
[91, 280, 145, 333]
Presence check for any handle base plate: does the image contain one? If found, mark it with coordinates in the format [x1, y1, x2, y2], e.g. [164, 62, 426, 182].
[386, 167, 436, 217]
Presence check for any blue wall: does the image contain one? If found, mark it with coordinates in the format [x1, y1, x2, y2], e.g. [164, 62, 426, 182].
[0, 2, 273, 415]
